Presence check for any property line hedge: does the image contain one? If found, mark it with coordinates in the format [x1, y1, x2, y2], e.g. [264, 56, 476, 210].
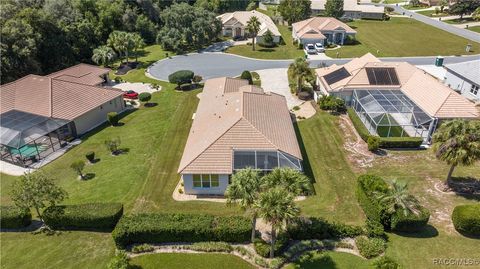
[112, 213, 251, 248]
[0, 206, 32, 229]
[43, 203, 123, 231]
[287, 217, 364, 240]
[347, 108, 423, 149]
[452, 204, 480, 236]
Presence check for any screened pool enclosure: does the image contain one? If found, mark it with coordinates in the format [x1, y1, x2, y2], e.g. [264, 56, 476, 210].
[351, 90, 435, 142]
[233, 150, 302, 172]
[0, 110, 74, 167]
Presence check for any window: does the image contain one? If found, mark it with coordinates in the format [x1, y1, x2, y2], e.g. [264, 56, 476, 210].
[193, 174, 202, 188]
[470, 84, 479, 95]
[192, 174, 220, 188]
[202, 175, 210, 188]
[211, 174, 219, 187]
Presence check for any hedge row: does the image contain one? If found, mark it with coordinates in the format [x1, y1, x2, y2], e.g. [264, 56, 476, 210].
[287, 217, 364, 240]
[452, 204, 480, 236]
[347, 108, 423, 149]
[0, 206, 32, 229]
[43, 203, 123, 231]
[357, 175, 430, 232]
[112, 213, 251, 248]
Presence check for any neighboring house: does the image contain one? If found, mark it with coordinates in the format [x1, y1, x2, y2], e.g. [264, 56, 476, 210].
[311, 0, 385, 20]
[0, 64, 124, 167]
[217, 10, 281, 43]
[178, 77, 302, 195]
[292, 17, 357, 45]
[315, 53, 479, 142]
[443, 60, 480, 103]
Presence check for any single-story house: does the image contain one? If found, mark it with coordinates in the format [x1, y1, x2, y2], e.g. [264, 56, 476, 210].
[0, 64, 124, 167]
[311, 0, 385, 20]
[292, 17, 357, 45]
[443, 60, 480, 103]
[178, 77, 303, 195]
[315, 53, 479, 143]
[217, 10, 281, 43]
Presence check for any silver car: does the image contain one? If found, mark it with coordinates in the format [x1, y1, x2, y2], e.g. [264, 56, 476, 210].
[305, 43, 317, 54]
[315, 43, 325, 53]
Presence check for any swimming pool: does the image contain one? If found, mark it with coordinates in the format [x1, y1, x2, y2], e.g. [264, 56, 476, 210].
[9, 144, 48, 157]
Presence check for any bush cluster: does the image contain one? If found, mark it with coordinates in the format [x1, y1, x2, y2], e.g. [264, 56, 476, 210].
[318, 95, 346, 113]
[131, 244, 154, 253]
[452, 204, 480, 236]
[107, 112, 119, 126]
[240, 71, 253, 85]
[373, 256, 400, 269]
[253, 235, 288, 258]
[168, 70, 194, 87]
[176, 242, 233, 253]
[112, 213, 251, 248]
[0, 206, 32, 229]
[85, 151, 95, 163]
[43, 203, 123, 231]
[287, 217, 364, 240]
[355, 236, 386, 259]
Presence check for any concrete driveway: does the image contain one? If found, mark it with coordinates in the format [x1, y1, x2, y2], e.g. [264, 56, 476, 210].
[255, 68, 302, 109]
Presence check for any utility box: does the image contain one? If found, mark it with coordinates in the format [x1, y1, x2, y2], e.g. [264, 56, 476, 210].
[435, 56, 444, 67]
[466, 44, 472, 52]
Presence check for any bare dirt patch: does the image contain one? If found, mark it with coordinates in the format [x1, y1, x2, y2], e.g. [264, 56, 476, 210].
[338, 115, 375, 172]
[421, 177, 458, 234]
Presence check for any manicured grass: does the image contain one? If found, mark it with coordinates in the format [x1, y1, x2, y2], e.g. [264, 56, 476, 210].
[0, 231, 114, 269]
[383, 0, 407, 4]
[326, 18, 480, 58]
[444, 17, 475, 25]
[416, 9, 449, 17]
[403, 5, 429, 10]
[285, 251, 371, 269]
[468, 26, 480, 33]
[130, 253, 255, 269]
[226, 25, 305, 59]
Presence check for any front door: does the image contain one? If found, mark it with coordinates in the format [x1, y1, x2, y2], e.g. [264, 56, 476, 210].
[235, 28, 242, 38]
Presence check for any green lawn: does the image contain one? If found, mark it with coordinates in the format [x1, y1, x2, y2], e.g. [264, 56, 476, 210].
[403, 5, 429, 10]
[326, 18, 480, 58]
[226, 25, 305, 59]
[285, 251, 371, 269]
[443, 17, 475, 25]
[383, 0, 407, 4]
[416, 9, 449, 17]
[130, 253, 255, 269]
[468, 26, 480, 33]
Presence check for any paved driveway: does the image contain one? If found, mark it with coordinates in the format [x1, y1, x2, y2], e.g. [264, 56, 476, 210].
[255, 68, 302, 109]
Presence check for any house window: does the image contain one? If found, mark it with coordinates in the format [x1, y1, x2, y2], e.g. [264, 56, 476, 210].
[470, 84, 479, 95]
[193, 174, 202, 188]
[192, 174, 220, 188]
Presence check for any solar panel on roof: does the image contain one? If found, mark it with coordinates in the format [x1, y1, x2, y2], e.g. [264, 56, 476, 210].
[365, 67, 400, 85]
[323, 67, 350, 85]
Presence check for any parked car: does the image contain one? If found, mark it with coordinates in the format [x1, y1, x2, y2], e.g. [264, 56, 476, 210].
[123, 90, 138, 99]
[305, 44, 317, 54]
[315, 43, 325, 53]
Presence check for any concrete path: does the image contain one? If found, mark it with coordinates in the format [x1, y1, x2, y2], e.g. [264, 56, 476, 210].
[110, 82, 161, 94]
[254, 68, 302, 108]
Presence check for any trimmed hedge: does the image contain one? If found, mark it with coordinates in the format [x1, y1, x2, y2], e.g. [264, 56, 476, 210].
[391, 206, 430, 232]
[347, 108, 423, 149]
[287, 217, 364, 240]
[452, 204, 480, 236]
[355, 236, 386, 259]
[43, 203, 123, 231]
[112, 213, 251, 248]
[0, 206, 32, 229]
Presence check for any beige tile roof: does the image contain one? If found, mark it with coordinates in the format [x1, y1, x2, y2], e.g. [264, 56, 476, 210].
[218, 10, 281, 36]
[47, 63, 110, 86]
[311, 0, 384, 13]
[315, 53, 479, 119]
[1, 64, 122, 121]
[292, 17, 356, 40]
[178, 77, 302, 174]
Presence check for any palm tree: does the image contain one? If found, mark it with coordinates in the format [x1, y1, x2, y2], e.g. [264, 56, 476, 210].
[246, 16, 261, 51]
[108, 31, 128, 64]
[432, 120, 480, 183]
[131, 33, 146, 63]
[91, 45, 116, 67]
[288, 57, 312, 94]
[225, 168, 262, 242]
[377, 179, 419, 216]
[255, 187, 300, 258]
[263, 167, 312, 196]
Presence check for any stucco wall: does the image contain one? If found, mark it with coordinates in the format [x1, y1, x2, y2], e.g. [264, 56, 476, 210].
[182, 174, 230, 195]
[73, 96, 124, 135]
[444, 71, 479, 101]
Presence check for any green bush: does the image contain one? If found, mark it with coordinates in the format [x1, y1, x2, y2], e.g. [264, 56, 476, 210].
[85, 151, 95, 163]
[367, 136, 380, 152]
[168, 70, 194, 87]
[355, 236, 386, 259]
[373, 256, 400, 269]
[138, 92, 151, 103]
[192, 75, 202, 84]
[318, 95, 346, 113]
[131, 243, 154, 253]
[112, 213, 251, 248]
[251, 71, 260, 80]
[240, 71, 253, 85]
[452, 204, 480, 236]
[253, 235, 288, 258]
[365, 219, 385, 238]
[43, 203, 123, 231]
[390, 206, 430, 232]
[107, 112, 119, 126]
[0, 206, 32, 229]
[177, 242, 233, 253]
[107, 250, 129, 269]
[287, 217, 364, 240]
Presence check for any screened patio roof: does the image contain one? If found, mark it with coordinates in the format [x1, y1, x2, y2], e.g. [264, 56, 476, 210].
[0, 110, 70, 149]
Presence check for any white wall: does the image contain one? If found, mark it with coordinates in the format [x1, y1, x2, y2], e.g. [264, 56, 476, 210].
[73, 96, 124, 135]
[182, 174, 230, 195]
[444, 71, 480, 101]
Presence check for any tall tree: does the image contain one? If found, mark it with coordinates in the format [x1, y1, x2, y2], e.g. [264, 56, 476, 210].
[432, 120, 480, 183]
[278, 0, 312, 25]
[225, 168, 263, 242]
[10, 172, 68, 223]
[472, 7, 480, 20]
[107, 31, 134, 64]
[450, 0, 480, 19]
[263, 167, 312, 196]
[288, 57, 313, 94]
[325, 0, 345, 19]
[131, 33, 146, 63]
[377, 179, 420, 216]
[92, 45, 116, 67]
[246, 16, 261, 51]
[255, 187, 300, 258]
[439, 0, 449, 13]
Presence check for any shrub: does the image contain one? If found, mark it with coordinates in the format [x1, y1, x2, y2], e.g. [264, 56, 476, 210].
[192, 75, 203, 84]
[298, 91, 311, 100]
[240, 71, 253, 85]
[107, 112, 119, 126]
[43, 203, 123, 231]
[0, 206, 32, 229]
[112, 213, 250, 248]
[288, 217, 364, 240]
[297, 42, 303, 49]
[292, 106, 300, 111]
[85, 151, 95, 163]
[168, 70, 194, 88]
[70, 160, 85, 179]
[373, 256, 400, 269]
[390, 206, 430, 232]
[105, 137, 121, 155]
[107, 250, 129, 269]
[452, 204, 480, 236]
[355, 236, 386, 259]
[251, 72, 260, 80]
[138, 92, 151, 103]
[131, 243, 154, 253]
[177, 242, 233, 253]
[318, 95, 346, 113]
[385, 6, 395, 13]
[365, 219, 385, 238]
[246, 1, 257, 11]
[367, 136, 380, 152]
[253, 235, 288, 258]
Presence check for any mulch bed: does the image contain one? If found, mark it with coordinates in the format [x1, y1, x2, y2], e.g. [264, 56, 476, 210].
[115, 62, 139, 75]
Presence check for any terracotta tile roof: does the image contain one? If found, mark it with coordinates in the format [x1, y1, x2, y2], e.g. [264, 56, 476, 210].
[218, 10, 281, 36]
[1, 64, 122, 121]
[47, 63, 110, 86]
[293, 17, 356, 40]
[178, 77, 302, 174]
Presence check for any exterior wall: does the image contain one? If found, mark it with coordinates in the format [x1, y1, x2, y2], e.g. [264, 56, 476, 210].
[444, 71, 480, 101]
[300, 38, 325, 45]
[182, 174, 230, 195]
[361, 12, 384, 20]
[344, 11, 362, 19]
[73, 96, 124, 135]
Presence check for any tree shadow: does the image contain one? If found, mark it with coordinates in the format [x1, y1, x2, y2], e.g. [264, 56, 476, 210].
[82, 173, 96, 180]
[296, 252, 337, 269]
[449, 176, 480, 201]
[144, 102, 158, 107]
[0, 220, 43, 233]
[258, 48, 275, 53]
[391, 224, 439, 238]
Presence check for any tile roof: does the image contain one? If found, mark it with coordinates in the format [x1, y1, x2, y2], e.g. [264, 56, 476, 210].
[218, 10, 281, 36]
[292, 17, 356, 40]
[1, 64, 122, 121]
[178, 77, 302, 174]
[311, 0, 384, 13]
[47, 63, 110, 86]
[444, 60, 480, 85]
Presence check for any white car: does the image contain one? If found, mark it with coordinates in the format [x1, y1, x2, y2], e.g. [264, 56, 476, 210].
[305, 44, 317, 54]
[315, 43, 325, 53]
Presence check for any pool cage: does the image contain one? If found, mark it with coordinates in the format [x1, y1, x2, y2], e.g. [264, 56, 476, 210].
[351, 89, 435, 142]
[0, 110, 73, 167]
